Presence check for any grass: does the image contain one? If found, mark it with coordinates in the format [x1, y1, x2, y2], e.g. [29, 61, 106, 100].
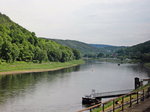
[0, 60, 84, 74]
[144, 63, 150, 69]
[92, 83, 150, 112]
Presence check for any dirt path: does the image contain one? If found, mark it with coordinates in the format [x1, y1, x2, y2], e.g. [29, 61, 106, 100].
[124, 98, 150, 112]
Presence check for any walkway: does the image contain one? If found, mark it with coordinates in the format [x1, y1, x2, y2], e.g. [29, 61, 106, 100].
[124, 98, 150, 112]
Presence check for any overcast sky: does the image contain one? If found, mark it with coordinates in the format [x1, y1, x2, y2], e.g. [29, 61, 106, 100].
[1, 0, 150, 46]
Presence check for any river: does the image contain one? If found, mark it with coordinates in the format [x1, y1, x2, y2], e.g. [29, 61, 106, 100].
[0, 60, 149, 112]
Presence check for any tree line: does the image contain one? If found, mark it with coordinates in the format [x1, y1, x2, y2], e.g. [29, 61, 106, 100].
[116, 40, 150, 62]
[83, 40, 150, 63]
[0, 13, 81, 63]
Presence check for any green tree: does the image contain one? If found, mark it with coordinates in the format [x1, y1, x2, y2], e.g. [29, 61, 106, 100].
[97, 53, 104, 58]
[72, 49, 81, 60]
[34, 47, 47, 63]
[141, 53, 150, 62]
[1, 41, 13, 62]
[11, 43, 20, 62]
[0, 13, 79, 63]
[47, 50, 62, 62]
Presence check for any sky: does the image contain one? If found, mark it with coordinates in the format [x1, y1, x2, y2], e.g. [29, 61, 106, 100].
[0, 0, 150, 46]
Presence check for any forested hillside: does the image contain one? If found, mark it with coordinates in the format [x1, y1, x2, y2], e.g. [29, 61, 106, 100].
[49, 39, 124, 58]
[89, 44, 117, 48]
[116, 40, 150, 62]
[48, 39, 100, 55]
[90, 44, 125, 56]
[0, 13, 80, 63]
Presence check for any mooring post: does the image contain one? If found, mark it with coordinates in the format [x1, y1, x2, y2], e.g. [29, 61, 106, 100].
[90, 108, 92, 112]
[102, 103, 105, 112]
[147, 87, 150, 98]
[135, 77, 140, 89]
[113, 100, 115, 112]
[137, 91, 139, 104]
[143, 89, 145, 101]
[129, 94, 132, 107]
[121, 96, 124, 111]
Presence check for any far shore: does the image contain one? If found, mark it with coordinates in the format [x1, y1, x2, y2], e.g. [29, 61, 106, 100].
[0, 64, 79, 75]
[144, 63, 150, 70]
[0, 60, 84, 75]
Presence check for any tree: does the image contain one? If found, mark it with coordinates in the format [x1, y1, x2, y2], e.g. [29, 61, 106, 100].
[34, 47, 47, 63]
[1, 41, 13, 62]
[141, 53, 150, 62]
[19, 42, 34, 62]
[0, 13, 78, 63]
[72, 49, 81, 60]
[0, 37, 2, 59]
[97, 53, 104, 58]
[11, 43, 20, 62]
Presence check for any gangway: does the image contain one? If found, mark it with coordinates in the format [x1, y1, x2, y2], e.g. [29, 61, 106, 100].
[93, 89, 133, 98]
[82, 89, 133, 104]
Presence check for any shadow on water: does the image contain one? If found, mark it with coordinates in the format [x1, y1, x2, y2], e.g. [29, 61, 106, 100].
[0, 65, 80, 103]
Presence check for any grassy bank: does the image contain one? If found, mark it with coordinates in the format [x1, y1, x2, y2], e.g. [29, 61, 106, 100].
[144, 63, 150, 69]
[92, 83, 150, 112]
[0, 60, 84, 75]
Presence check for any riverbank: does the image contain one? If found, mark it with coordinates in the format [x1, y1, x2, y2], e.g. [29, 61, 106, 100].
[124, 97, 150, 112]
[84, 58, 132, 63]
[92, 58, 150, 70]
[144, 63, 150, 69]
[0, 60, 84, 75]
[91, 83, 150, 112]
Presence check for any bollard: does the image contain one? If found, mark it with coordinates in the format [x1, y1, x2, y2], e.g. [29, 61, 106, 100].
[102, 103, 105, 112]
[122, 96, 124, 111]
[143, 89, 145, 101]
[113, 100, 115, 112]
[129, 94, 132, 107]
[137, 92, 139, 104]
[135, 77, 140, 89]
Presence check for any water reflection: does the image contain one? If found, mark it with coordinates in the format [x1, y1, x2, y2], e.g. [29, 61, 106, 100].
[0, 66, 80, 104]
[0, 61, 149, 112]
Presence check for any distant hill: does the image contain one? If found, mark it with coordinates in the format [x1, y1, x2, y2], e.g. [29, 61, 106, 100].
[47, 39, 100, 55]
[116, 40, 150, 62]
[89, 44, 118, 48]
[89, 44, 125, 54]
[128, 40, 150, 53]
[44, 38, 124, 57]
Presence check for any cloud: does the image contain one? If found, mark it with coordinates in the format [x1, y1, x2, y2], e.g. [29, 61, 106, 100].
[0, 0, 150, 45]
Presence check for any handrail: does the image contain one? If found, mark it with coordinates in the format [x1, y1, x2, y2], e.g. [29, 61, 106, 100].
[143, 79, 150, 81]
[77, 83, 150, 112]
[77, 103, 101, 112]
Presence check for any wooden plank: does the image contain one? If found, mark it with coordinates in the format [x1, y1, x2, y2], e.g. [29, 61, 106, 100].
[143, 79, 150, 81]
[77, 103, 101, 112]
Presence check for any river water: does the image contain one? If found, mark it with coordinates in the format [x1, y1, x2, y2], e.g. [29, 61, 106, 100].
[0, 60, 149, 112]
